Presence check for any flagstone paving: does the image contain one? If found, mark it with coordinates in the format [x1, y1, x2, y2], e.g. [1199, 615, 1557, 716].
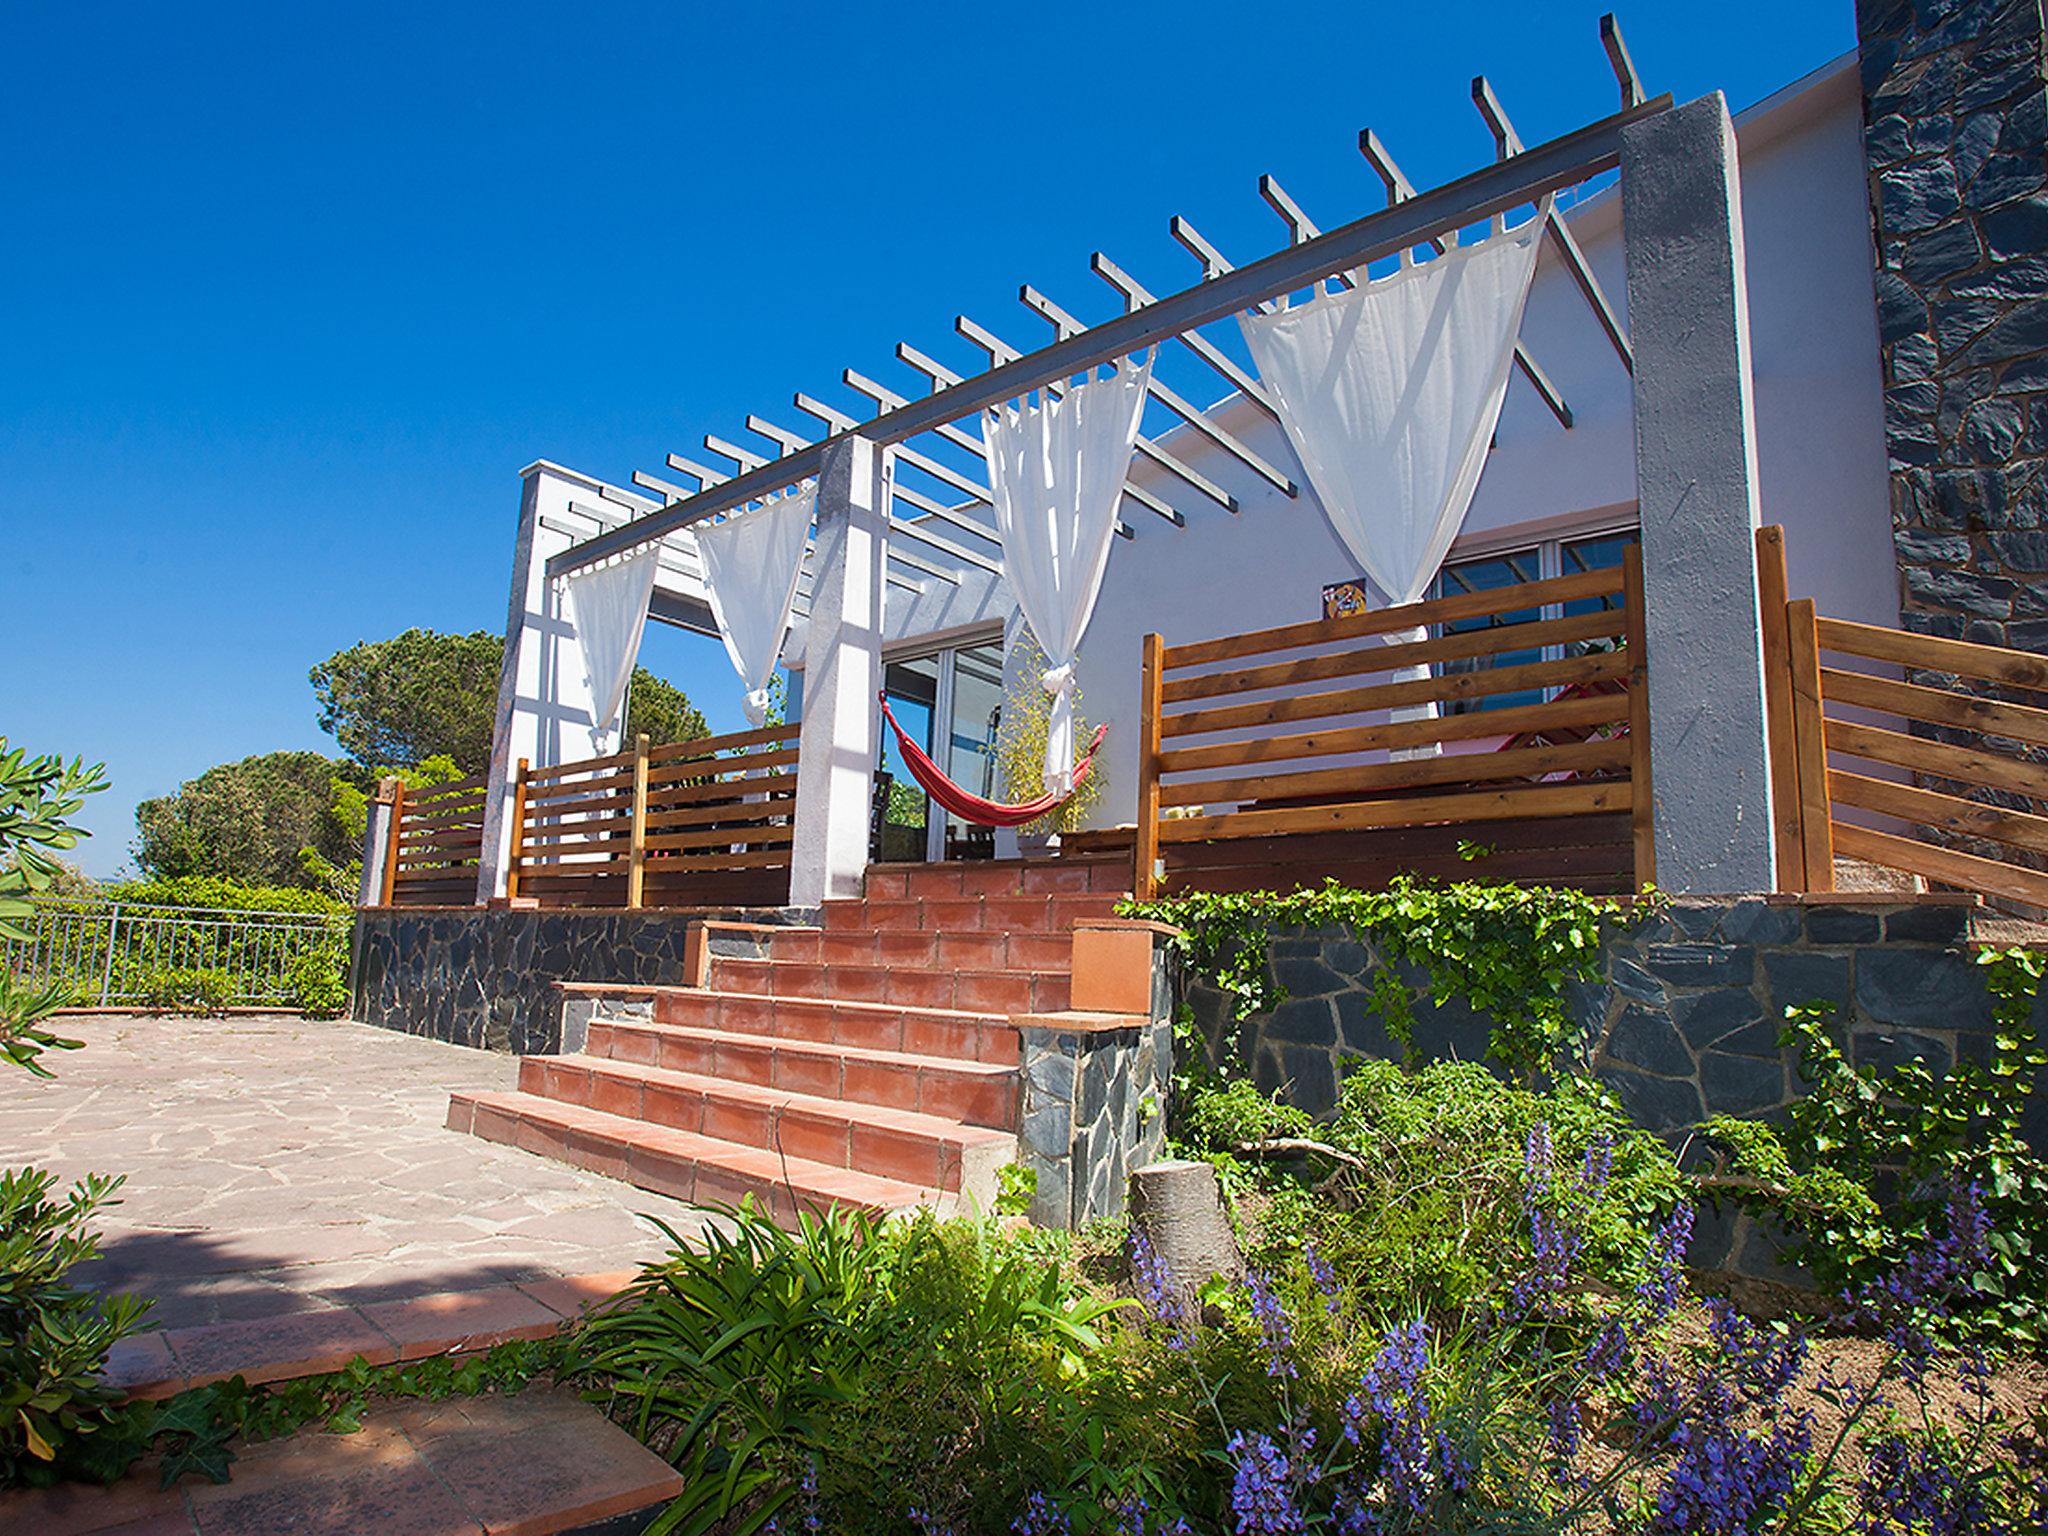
[1, 1013, 719, 1329]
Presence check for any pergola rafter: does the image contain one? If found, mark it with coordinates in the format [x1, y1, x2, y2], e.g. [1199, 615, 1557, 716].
[549, 16, 1666, 580]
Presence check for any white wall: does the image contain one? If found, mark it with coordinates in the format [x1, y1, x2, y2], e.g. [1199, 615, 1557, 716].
[1063, 56, 1895, 830]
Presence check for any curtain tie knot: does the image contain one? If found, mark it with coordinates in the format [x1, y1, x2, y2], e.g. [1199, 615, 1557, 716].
[1040, 662, 1077, 698]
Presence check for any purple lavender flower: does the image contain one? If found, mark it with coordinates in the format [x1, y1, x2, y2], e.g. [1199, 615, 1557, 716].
[1010, 1490, 1070, 1536]
[1844, 1182, 1989, 1384]
[908, 1510, 953, 1536]
[799, 1460, 821, 1534]
[1130, 1227, 1187, 1348]
[1858, 1432, 1989, 1536]
[1343, 1319, 1466, 1518]
[1245, 1268, 1297, 1379]
[1508, 1123, 1602, 1316]
[1303, 1241, 1341, 1318]
[1636, 1202, 1695, 1321]
[1647, 1406, 1811, 1536]
[1226, 1430, 1307, 1534]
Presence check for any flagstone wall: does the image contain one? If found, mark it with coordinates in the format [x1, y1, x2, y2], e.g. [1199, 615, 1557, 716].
[1857, 0, 2048, 649]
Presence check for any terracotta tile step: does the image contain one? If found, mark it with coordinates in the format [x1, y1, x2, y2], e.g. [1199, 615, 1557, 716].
[518, 1056, 1016, 1195]
[821, 891, 1121, 936]
[97, 1273, 640, 1402]
[0, 1382, 683, 1536]
[707, 954, 1070, 1013]
[739, 924, 1075, 974]
[647, 987, 1023, 1064]
[864, 856, 1132, 900]
[449, 1091, 950, 1223]
[586, 1016, 1020, 1128]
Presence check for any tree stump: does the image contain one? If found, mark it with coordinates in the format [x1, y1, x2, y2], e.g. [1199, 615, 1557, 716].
[1129, 1159, 1243, 1309]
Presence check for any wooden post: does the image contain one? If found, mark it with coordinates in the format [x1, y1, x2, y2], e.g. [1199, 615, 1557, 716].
[1754, 526, 1805, 891]
[1621, 546, 1656, 890]
[627, 733, 651, 910]
[1785, 598, 1835, 891]
[380, 779, 406, 907]
[1133, 632, 1165, 900]
[504, 758, 529, 901]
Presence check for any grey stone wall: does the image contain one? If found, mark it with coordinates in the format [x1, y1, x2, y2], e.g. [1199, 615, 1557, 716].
[1186, 897, 2028, 1131]
[350, 907, 801, 1055]
[1858, 0, 2048, 647]
[1184, 894, 2044, 1278]
[1018, 931, 1175, 1229]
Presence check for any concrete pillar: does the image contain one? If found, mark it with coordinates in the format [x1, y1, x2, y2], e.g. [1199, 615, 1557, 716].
[1621, 92, 1777, 894]
[788, 435, 889, 907]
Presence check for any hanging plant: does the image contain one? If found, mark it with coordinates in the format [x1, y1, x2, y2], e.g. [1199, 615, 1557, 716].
[994, 633, 1105, 838]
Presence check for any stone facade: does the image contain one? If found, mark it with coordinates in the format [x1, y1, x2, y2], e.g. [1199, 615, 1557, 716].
[1858, 0, 2048, 648]
[1183, 895, 2047, 1274]
[1184, 896, 2030, 1129]
[1017, 931, 1176, 1229]
[351, 907, 804, 1055]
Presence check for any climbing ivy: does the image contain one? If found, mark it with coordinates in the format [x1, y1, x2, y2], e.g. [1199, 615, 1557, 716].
[1703, 946, 2048, 1343]
[1120, 876, 1643, 1080]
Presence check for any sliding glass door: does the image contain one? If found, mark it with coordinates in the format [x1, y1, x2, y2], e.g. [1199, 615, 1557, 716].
[873, 638, 1005, 863]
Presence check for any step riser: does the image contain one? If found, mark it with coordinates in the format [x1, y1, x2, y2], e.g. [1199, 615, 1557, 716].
[865, 860, 1130, 900]
[738, 928, 1074, 974]
[450, 1097, 999, 1220]
[588, 1022, 1020, 1128]
[822, 895, 1119, 936]
[517, 1058, 1011, 1193]
[708, 957, 1068, 1015]
[647, 993, 1021, 1065]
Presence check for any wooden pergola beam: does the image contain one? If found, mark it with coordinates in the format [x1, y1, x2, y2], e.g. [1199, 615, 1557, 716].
[550, 91, 1668, 577]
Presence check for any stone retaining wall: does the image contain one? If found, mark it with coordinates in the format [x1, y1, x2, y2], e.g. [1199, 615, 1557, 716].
[1180, 895, 2046, 1273]
[350, 906, 806, 1055]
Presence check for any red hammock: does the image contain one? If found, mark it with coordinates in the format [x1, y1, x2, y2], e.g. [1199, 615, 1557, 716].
[878, 692, 1109, 829]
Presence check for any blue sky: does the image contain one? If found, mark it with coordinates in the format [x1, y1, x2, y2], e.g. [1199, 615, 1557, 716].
[3, 1, 1855, 877]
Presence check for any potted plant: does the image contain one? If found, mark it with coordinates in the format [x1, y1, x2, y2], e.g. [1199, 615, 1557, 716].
[994, 635, 1104, 855]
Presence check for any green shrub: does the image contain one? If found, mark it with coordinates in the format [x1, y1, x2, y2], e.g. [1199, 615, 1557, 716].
[134, 967, 234, 1015]
[1702, 947, 2048, 1342]
[284, 939, 349, 1018]
[0, 1168, 154, 1488]
[1174, 1058, 1684, 1320]
[1, 741, 108, 1075]
[571, 1200, 1129, 1536]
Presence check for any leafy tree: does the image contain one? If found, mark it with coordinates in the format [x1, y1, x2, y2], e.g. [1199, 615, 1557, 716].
[310, 628, 502, 770]
[623, 669, 711, 748]
[0, 740, 109, 1075]
[133, 752, 360, 889]
[299, 753, 468, 901]
[309, 627, 709, 771]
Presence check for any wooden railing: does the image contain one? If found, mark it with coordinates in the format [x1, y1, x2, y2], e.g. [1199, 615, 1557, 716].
[382, 770, 490, 907]
[1132, 552, 1652, 898]
[507, 725, 800, 910]
[1762, 523, 2048, 911]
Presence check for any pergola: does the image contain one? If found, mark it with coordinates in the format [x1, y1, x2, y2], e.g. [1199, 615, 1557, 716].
[479, 15, 1780, 908]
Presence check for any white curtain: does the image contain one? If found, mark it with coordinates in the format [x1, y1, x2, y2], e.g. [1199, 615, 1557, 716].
[984, 353, 1154, 793]
[697, 485, 815, 726]
[563, 546, 660, 752]
[1241, 210, 1548, 754]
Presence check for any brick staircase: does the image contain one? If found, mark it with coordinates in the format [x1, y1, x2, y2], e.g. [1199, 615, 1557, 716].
[448, 856, 1130, 1222]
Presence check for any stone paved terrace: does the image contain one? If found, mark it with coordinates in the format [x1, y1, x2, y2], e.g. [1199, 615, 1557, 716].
[2, 1013, 718, 1330]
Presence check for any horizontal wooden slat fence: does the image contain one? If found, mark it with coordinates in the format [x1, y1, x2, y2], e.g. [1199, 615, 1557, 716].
[508, 725, 800, 909]
[1133, 552, 1652, 898]
[1765, 534, 2048, 911]
[382, 770, 490, 907]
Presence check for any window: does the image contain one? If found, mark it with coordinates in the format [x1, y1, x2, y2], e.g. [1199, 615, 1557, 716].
[1431, 526, 1638, 713]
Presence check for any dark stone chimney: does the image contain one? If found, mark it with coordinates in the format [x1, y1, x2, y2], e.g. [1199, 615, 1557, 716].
[1856, 0, 2048, 650]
